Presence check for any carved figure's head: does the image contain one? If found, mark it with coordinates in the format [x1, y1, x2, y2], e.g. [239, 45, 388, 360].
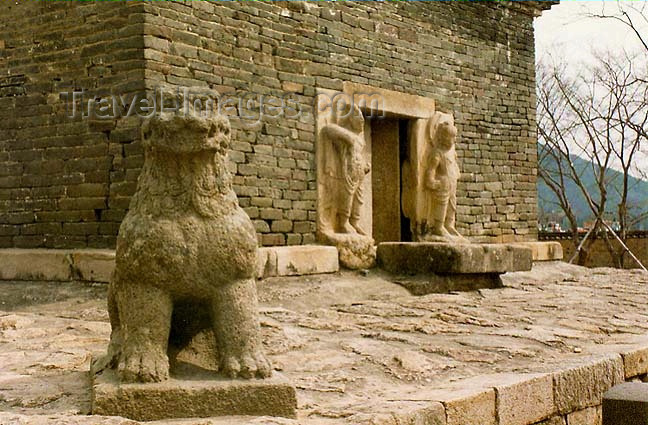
[335, 103, 364, 134]
[141, 112, 231, 155]
[428, 112, 457, 151]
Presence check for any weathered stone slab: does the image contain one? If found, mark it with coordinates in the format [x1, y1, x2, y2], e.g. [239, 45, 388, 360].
[91, 366, 297, 421]
[370, 402, 446, 425]
[70, 250, 115, 283]
[273, 245, 339, 277]
[394, 273, 503, 295]
[257, 247, 278, 279]
[0, 247, 339, 283]
[511, 241, 563, 261]
[440, 388, 496, 425]
[0, 248, 115, 282]
[459, 373, 555, 425]
[568, 406, 601, 425]
[402, 403, 446, 425]
[0, 249, 71, 281]
[258, 245, 339, 278]
[553, 355, 625, 414]
[621, 345, 648, 379]
[603, 383, 648, 425]
[377, 242, 532, 275]
[413, 387, 495, 425]
[496, 374, 554, 425]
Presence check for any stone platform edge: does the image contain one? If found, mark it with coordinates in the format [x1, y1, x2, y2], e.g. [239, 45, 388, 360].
[378, 342, 648, 425]
[0, 245, 339, 283]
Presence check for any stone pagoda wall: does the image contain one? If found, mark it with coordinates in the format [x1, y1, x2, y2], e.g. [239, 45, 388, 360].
[0, 1, 547, 249]
[0, 2, 146, 249]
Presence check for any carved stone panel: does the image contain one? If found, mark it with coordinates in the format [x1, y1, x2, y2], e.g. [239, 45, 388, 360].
[402, 111, 469, 243]
[316, 94, 376, 269]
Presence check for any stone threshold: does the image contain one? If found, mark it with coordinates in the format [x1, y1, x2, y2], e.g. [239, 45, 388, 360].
[374, 343, 648, 425]
[0, 245, 339, 283]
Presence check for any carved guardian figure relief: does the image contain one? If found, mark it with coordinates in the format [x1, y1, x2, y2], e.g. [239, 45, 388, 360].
[317, 102, 376, 269]
[318, 103, 370, 236]
[402, 112, 470, 243]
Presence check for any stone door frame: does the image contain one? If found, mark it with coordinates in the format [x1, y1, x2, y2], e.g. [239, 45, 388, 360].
[315, 83, 436, 242]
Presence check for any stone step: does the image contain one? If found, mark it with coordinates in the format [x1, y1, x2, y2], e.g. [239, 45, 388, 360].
[377, 242, 533, 275]
[603, 382, 648, 425]
[0, 245, 339, 283]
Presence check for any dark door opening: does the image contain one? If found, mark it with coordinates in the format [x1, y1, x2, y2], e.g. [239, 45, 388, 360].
[399, 120, 412, 242]
[370, 118, 412, 243]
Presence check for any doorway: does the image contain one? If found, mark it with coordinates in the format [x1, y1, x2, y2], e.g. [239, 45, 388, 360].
[370, 118, 412, 243]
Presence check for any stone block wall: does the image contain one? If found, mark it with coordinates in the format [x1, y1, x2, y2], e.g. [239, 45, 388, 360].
[0, 1, 552, 249]
[0, 1, 146, 249]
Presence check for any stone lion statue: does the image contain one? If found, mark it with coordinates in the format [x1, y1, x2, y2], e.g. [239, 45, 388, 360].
[100, 112, 271, 383]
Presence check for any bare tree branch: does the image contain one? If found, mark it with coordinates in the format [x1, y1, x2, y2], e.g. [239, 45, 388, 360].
[536, 48, 648, 267]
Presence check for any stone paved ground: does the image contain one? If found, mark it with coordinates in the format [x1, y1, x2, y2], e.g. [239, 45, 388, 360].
[1, 262, 648, 424]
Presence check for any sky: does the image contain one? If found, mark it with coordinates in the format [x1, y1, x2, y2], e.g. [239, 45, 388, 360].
[535, 1, 648, 63]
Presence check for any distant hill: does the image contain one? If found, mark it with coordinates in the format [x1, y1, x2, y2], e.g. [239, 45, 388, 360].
[537, 145, 648, 231]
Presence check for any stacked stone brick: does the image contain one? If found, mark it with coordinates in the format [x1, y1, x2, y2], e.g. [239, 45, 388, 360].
[0, 1, 554, 249]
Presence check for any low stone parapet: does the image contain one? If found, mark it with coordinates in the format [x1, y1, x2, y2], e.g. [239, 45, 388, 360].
[0, 248, 115, 283]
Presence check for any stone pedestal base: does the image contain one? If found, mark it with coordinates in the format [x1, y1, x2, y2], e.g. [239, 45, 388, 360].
[377, 242, 532, 295]
[91, 364, 297, 421]
[318, 232, 376, 270]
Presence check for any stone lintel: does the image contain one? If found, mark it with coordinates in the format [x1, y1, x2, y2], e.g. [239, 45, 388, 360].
[91, 367, 297, 421]
[342, 82, 436, 119]
[377, 242, 533, 275]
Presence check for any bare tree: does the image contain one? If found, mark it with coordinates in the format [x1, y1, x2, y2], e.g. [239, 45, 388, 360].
[537, 51, 648, 267]
[587, 2, 648, 55]
[586, 2, 648, 145]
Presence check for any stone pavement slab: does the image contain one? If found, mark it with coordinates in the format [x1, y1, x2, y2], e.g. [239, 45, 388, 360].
[1, 262, 648, 424]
